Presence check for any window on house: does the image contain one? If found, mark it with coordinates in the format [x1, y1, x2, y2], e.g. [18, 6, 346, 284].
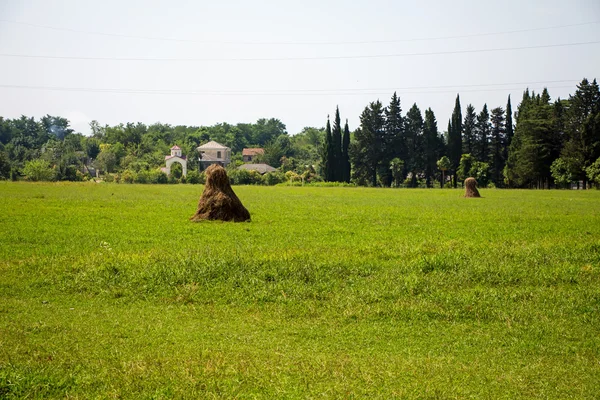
[217, 151, 221, 159]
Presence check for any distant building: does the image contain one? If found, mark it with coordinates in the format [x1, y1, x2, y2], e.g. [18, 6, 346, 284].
[163, 145, 187, 177]
[238, 163, 277, 174]
[242, 148, 265, 163]
[197, 141, 231, 169]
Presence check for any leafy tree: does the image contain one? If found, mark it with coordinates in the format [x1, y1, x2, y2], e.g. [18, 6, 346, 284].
[23, 159, 55, 181]
[0, 150, 10, 179]
[457, 153, 474, 183]
[389, 158, 404, 187]
[437, 156, 451, 188]
[585, 157, 600, 187]
[550, 157, 574, 188]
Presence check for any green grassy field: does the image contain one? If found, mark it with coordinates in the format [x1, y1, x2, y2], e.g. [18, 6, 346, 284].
[0, 182, 599, 399]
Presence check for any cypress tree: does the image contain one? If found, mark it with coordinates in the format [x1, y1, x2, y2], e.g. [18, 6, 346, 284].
[490, 106, 506, 186]
[506, 95, 514, 147]
[352, 101, 385, 186]
[423, 108, 440, 188]
[332, 107, 342, 181]
[342, 119, 351, 183]
[448, 94, 463, 187]
[322, 116, 334, 181]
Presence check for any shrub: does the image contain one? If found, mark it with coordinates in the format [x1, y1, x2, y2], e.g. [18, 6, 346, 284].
[135, 171, 150, 184]
[121, 169, 136, 184]
[149, 170, 168, 184]
[186, 170, 201, 184]
[104, 174, 115, 183]
[262, 171, 286, 186]
[23, 159, 56, 182]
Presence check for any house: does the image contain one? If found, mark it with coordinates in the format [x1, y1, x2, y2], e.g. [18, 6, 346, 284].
[197, 141, 231, 169]
[163, 145, 187, 176]
[242, 148, 265, 163]
[238, 163, 277, 174]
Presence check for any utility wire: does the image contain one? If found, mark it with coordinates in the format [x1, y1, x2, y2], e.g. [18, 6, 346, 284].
[1, 41, 598, 62]
[0, 18, 598, 45]
[0, 83, 578, 96]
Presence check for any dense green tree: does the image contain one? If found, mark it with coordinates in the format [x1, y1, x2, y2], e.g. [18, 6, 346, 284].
[332, 107, 343, 181]
[322, 117, 334, 181]
[490, 107, 506, 186]
[351, 101, 385, 186]
[462, 104, 477, 156]
[437, 156, 451, 188]
[475, 104, 490, 163]
[448, 95, 463, 187]
[389, 157, 404, 187]
[561, 78, 600, 188]
[342, 120, 351, 183]
[382, 92, 404, 186]
[404, 104, 424, 187]
[423, 108, 441, 187]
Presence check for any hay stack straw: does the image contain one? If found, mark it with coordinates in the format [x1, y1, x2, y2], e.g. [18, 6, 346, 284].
[464, 177, 481, 198]
[190, 164, 250, 222]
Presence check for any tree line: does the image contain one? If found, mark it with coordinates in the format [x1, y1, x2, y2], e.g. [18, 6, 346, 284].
[321, 78, 600, 189]
[0, 78, 598, 188]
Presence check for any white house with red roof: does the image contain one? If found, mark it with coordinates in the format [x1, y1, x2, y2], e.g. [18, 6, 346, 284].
[163, 145, 187, 177]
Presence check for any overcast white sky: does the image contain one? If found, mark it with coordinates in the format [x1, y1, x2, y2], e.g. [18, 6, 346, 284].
[0, 0, 599, 135]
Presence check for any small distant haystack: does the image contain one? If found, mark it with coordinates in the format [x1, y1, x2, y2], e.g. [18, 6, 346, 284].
[464, 177, 481, 198]
[190, 164, 250, 222]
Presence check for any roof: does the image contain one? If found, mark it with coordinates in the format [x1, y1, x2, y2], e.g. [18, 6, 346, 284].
[238, 163, 277, 174]
[197, 141, 230, 150]
[242, 148, 265, 156]
[170, 145, 181, 150]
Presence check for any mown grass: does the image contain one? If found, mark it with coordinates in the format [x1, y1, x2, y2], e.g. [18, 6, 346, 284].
[0, 181, 599, 399]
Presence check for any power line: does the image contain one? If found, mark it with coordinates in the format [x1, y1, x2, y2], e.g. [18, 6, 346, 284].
[0, 82, 578, 96]
[1, 18, 598, 45]
[1, 41, 598, 62]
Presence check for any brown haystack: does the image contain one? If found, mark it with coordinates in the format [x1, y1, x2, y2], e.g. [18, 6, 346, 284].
[190, 164, 250, 222]
[464, 177, 481, 198]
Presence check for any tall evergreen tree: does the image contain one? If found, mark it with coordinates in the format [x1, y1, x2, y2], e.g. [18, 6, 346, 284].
[423, 108, 440, 187]
[342, 119, 351, 183]
[405, 104, 424, 187]
[505, 88, 558, 188]
[350, 101, 385, 186]
[561, 78, 600, 188]
[490, 106, 506, 186]
[462, 104, 477, 156]
[322, 116, 334, 181]
[382, 92, 404, 186]
[332, 107, 343, 181]
[475, 104, 490, 163]
[448, 94, 463, 187]
[505, 95, 514, 158]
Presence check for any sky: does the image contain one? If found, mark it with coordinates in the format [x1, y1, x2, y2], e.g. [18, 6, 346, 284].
[0, 0, 599, 136]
